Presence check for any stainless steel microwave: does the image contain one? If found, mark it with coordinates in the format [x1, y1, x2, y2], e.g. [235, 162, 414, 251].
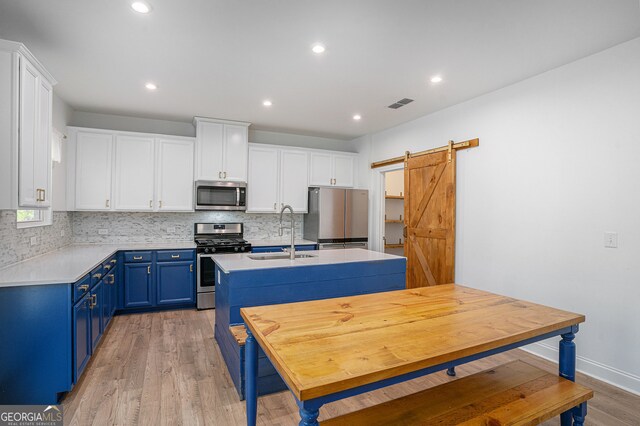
[194, 181, 247, 211]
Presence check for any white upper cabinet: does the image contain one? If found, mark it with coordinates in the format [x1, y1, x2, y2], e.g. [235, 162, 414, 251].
[194, 117, 250, 182]
[247, 145, 279, 213]
[156, 138, 194, 211]
[308, 152, 333, 187]
[194, 120, 223, 181]
[0, 40, 56, 210]
[114, 135, 155, 211]
[332, 154, 355, 187]
[309, 151, 357, 188]
[280, 149, 309, 212]
[223, 124, 249, 181]
[247, 144, 309, 213]
[68, 128, 195, 212]
[74, 131, 114, 210]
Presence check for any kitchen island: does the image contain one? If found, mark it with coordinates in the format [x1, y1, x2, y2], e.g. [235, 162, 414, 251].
[212, 248, 406, 399]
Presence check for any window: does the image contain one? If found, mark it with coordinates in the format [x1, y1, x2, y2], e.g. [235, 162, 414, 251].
[17, 208, 52, 228]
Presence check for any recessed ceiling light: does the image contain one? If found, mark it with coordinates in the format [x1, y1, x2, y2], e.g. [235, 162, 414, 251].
[131, 1, 151, 13]
[263, 100, 273, 107]
[145, 82, 157, 90]
[430, 75, 443, 83]
[312, 44, 326, 54]
[353, 114, 362, 121]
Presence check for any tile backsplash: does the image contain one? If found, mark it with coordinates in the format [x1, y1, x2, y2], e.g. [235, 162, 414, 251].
[0, 211, 73, 269]
[0, 210, 304, 269]
[71, 212, 304, 244]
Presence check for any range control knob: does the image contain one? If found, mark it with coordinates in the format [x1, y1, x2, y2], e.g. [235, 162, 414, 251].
[234, 247, 239, 252]
[211, 247, 216, 253]
[204, 247, 210, 254]
[240, 246, 246, 252]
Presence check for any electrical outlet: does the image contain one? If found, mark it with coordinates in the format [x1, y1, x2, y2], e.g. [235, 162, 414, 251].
[604, 232, 618, 248]
[167, 226, 176, 233]
[98, 229, 109, 235]
[30, 236, 38, 246]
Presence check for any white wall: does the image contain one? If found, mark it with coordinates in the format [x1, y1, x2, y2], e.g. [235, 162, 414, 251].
[357, 37, 640, 393]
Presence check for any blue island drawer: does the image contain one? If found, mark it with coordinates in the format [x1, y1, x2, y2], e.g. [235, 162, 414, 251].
[124, 251, 152, 263]
[102, 256, 117, 273]
[157, 250, 194, 262]
[90, 265, 104, 285]
[74, 274, 91, 302]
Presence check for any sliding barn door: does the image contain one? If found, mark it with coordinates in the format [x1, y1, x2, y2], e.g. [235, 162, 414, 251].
[404, 149, 456, 288]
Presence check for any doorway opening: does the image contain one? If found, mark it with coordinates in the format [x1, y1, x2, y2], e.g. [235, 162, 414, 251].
[383, 169, 405, 256]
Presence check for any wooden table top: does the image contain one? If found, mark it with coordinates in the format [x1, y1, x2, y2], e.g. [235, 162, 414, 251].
[240, 284, 585, 401]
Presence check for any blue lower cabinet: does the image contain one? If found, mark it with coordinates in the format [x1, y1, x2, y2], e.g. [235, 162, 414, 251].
[124, 262, 154, 308]
[90, 281, 103, 351]
[102, 272, 115, 329]
[156, 261, 195, 305]
[73, 293, 91, 383]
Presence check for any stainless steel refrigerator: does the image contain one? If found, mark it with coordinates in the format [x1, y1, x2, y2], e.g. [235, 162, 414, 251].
[304, 187, 369, 249]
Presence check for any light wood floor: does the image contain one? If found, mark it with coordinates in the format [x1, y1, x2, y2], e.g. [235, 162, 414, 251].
[62, 309, 640, 426]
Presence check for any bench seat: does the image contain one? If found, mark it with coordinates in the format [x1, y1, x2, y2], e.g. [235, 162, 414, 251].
[322, 360, 593, 426]
[230, 324, 247, 346]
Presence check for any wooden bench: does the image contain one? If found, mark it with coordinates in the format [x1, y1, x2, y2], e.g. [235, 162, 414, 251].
[322, 360, 593, 426]
[230, 324, 247, 346]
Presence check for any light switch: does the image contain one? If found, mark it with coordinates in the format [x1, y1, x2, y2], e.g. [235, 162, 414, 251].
[98, 229, 109, 235]
[604, 232, 618, 248]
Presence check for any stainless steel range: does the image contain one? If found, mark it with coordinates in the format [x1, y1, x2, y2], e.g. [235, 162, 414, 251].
[195, 223, 252, 309]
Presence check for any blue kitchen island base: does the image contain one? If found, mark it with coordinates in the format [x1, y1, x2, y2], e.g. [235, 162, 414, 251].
[213, 255, 406, 400]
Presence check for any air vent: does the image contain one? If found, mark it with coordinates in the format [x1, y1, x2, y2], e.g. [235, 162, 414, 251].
[387, 98, 414, 109]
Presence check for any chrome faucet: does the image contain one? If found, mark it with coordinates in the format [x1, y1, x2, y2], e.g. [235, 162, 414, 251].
[278, 204, 296, 260]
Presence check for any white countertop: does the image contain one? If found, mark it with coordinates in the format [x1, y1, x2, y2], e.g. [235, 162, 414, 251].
[211, 248, 403, 273]
[0, 242, 196, 288]
[247, 238, 318, 247]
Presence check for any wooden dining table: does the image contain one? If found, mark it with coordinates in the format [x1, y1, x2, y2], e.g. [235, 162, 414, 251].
[240, 284, 585, 426]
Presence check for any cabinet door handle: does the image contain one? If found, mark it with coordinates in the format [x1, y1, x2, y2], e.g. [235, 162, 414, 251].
[149, 200, 153, 208]
[110, 259, 117, 264]
[133, 256, 143, 260]
[106, 199, 110, 208]
[42, 189, 45, 201]
[159, 200, 162, 209]
[273, 202, 276, 210]
[93, 273, 102, 279]
[218, 171, 222, 179]
[104, 264, 111, 270]
[171, 254, 180, 259]
[111, 275, 116, 284]
[79, 284, 89, 292]
[189, 264, 193, 272]
[147, 265, 151, 274]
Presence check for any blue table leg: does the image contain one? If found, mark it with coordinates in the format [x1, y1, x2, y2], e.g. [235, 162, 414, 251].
[245, 327, 258, 426]
[297, 399, 323, 426]
[573, 402, 588, 426]
[559, 326, 578, 426]
[446, 367, 456, 376]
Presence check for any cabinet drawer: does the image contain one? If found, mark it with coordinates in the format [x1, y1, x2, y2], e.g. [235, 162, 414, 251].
[156, 250, 194, 262]
[102, 256, 118, 272]
[124, 251, 152, 263]
[74, 274, 92, 302]
[90, 265, 104, 285]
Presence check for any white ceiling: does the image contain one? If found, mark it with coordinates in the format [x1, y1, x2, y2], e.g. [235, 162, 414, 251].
[1, 1, 639, 140]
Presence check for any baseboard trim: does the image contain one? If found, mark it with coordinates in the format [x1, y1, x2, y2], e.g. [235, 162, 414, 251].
[523, 342, 640, 396]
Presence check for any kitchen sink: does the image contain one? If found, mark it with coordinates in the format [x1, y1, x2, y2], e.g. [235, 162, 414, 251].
[248, 253, 317, 261]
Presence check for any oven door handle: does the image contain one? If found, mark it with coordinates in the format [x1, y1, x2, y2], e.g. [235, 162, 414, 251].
[236, 187, 240, 206]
